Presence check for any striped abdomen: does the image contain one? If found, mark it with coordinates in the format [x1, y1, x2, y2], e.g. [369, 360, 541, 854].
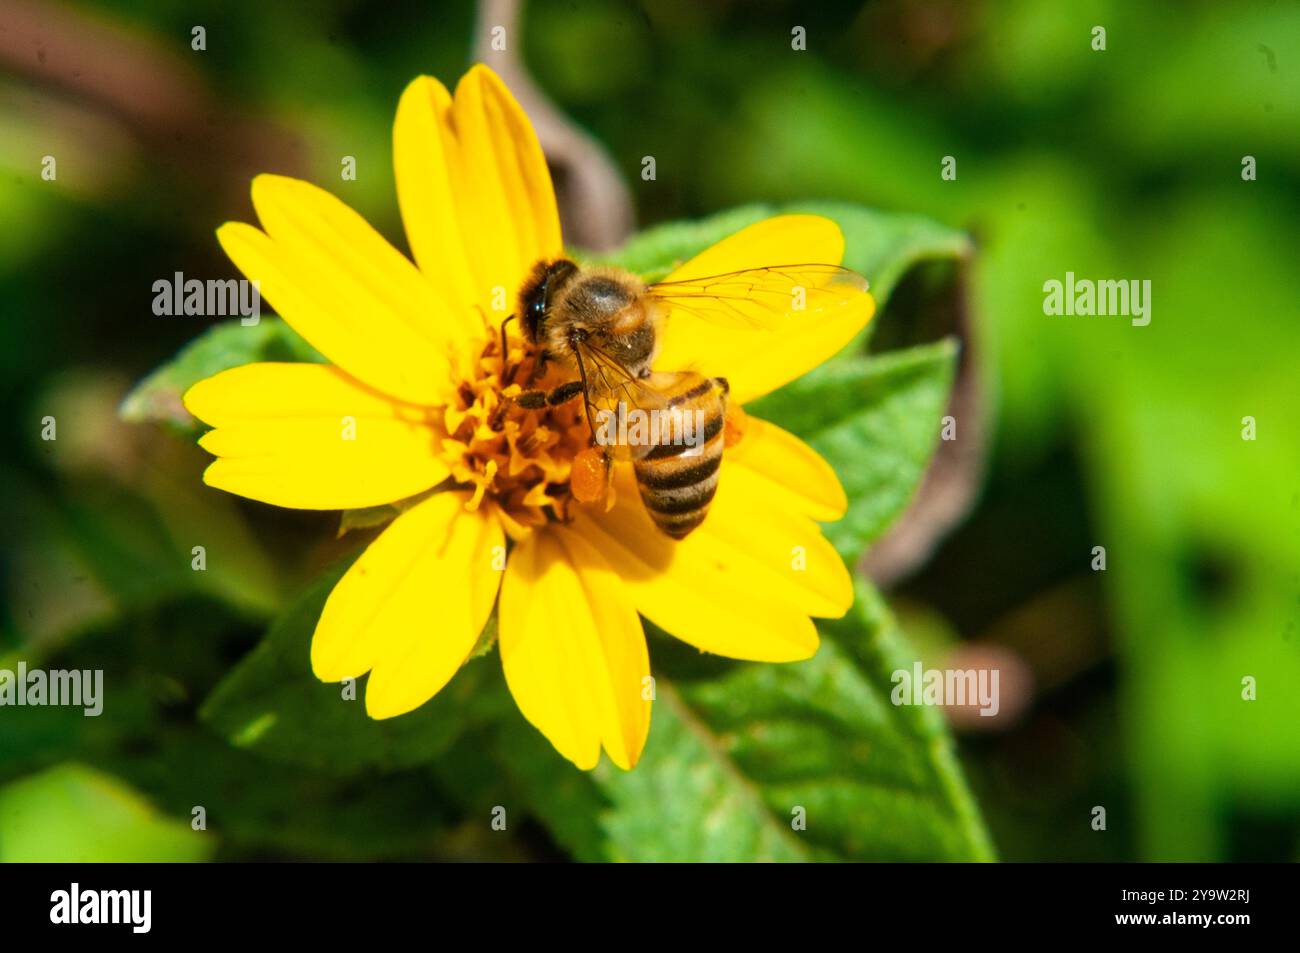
[632, 373, 728, 540]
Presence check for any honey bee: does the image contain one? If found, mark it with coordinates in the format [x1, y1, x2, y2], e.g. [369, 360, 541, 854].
[509, 257, 868, 539]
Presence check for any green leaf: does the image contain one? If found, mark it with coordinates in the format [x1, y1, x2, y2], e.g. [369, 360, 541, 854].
[337, 503, 405, 536]
[120, 317, 323, 432]
[503, 580, 992, 861]
[337, 483, 451, 539]
[749, 338, 959, 561]
[600, 594, 991, 860]
[593, 679, 808, 860]
[0, 762, 212, 862]
[200, 557, 505, 776]
[490, 716, 613, 862]
[0, 596, 500, 861]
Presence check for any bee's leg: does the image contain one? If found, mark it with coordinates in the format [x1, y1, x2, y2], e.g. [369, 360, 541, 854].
[515, 380, 584, 409]
[527, 348, 549, 385]
[492, 379, 583, 430]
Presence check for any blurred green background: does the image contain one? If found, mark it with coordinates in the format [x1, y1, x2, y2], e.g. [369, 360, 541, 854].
[1, 0, 1298, 861]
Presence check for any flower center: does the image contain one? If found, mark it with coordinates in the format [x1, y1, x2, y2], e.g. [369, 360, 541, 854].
[438, 319, 594, 538]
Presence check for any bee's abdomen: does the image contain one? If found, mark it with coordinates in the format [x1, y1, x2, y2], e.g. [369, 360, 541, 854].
[632, 376, 727, 540]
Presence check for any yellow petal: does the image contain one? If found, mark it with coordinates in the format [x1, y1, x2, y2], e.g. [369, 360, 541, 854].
[728, 415, 847, 522]
[183, 362, 449, 510]
[393, 66, 562, 322]
[311, 493, 502, 719]
[653, 215, 875, 404]
[217, 174, 471, 406]
[393, 76, 480, 313]
[500, 527, 651, 770]
[573, 466, 830, 662]
[698, 463, 853, 619]
[664, 215, 846, 283]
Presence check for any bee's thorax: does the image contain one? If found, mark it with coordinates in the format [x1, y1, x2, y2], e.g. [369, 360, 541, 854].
[537, 266, 659, 378]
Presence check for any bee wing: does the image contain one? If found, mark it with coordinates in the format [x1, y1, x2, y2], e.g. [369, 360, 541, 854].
[575, 338, 670, 412]
[647, 263, 869, 331]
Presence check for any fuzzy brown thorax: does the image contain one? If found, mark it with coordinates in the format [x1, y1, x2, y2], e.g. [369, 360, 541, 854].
[518, 260, 661, 379]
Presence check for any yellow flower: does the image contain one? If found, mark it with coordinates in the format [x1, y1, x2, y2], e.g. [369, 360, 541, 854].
[183, 65, 875, 770]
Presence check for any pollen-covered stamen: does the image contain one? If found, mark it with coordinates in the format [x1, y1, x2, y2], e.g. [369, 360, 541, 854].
[438, 319, 597, 536]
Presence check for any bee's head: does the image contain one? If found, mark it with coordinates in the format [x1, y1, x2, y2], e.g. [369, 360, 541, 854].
[517, 259, 578, 345]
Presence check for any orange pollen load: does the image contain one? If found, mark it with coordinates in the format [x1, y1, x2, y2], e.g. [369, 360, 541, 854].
[437, 322, 595, 534]
[724, 404, 748, 449]
[570, 446, 611, 503]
